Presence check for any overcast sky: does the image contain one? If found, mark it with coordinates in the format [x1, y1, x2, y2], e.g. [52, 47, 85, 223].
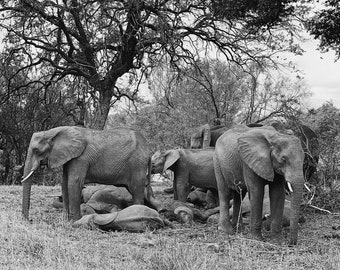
[292, 37, 340, 109]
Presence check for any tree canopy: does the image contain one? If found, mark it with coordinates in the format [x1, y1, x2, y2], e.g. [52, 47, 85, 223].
[0, 0, 306, 128]
[308, 0, 340, 60]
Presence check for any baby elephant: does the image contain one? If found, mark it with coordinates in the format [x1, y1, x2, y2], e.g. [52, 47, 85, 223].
[151, 148, 217, 207]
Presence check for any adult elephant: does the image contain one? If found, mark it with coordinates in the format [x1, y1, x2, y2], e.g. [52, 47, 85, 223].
[191, 122, 319, 182]
[151, 148, 218, 208]
[214, 125, 305, 245]
[22, 126, 162, 221]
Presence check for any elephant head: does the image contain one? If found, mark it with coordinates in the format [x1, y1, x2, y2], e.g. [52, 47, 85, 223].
[151, 150, 180, 174]
[22, 126, 87, 219]
[238, 129, 305, 245]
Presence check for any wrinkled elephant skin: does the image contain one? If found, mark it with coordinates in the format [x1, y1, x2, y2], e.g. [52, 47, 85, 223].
[22, 126, 162, 222]
[163, 200, 219, 224]
[151, 148, 217, 205]
[73, 205, 165, 232]
[214, 125, 305, 245]
[227, 187, 306, 227]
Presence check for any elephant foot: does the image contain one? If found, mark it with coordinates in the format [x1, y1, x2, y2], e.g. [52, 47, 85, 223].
[249, 232, 264, 242]
[218, 220, 234, 235]
[269, 236, 283, 246]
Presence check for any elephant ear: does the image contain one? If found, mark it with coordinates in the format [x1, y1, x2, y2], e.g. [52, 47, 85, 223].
[48, 127, 87, 168]
[163, 150, 180, 171]
[201, 124, 211, 148]
[238, 132, 274, 181]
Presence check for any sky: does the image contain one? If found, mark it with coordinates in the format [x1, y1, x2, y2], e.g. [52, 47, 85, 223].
[292, 37, 340, 108]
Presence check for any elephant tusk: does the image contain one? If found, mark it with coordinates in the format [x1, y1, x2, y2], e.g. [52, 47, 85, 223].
[287, 182, 294, 193]
[304, 183, 311, 193]
[21, 171, 34, 183]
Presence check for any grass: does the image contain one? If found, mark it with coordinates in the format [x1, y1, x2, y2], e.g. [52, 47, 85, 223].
[0, 184, 339, 270]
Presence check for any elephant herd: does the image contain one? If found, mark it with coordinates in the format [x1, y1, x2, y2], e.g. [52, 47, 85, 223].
[21, 122, 319, 246]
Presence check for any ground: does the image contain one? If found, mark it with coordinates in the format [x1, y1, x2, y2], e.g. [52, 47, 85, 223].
[0, 181, 339, 270]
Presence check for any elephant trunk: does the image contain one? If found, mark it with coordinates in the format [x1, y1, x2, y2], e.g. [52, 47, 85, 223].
[21, 148, 39, 219]
[288, 178, 304, 245]
[22, 179, 32, 219]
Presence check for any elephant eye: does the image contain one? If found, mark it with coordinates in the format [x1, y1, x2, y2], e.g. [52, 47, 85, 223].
[281, 156, 286, 163]
[33, 148, 41, 155]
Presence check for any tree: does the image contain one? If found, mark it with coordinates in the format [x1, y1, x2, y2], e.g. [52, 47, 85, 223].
[239, 71, 311, 125]
[0, 0, 308, 129]
[0, 51, 76, 184]
[302, 102, 340, 190]
[148, 58, 311, 127]
[308, 0, 340, 60]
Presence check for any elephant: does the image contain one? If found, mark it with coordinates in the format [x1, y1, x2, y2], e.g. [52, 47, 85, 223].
[213, 124, 305, 245]
[162, 200, 220, 224]
[52, 185, 134, 215]
[73, 205, 165, 232]
[191, 122, 319, 183]
[22, 126, 162, 221]
[151, 148, 218, 208]
[190, 124, 229, 149]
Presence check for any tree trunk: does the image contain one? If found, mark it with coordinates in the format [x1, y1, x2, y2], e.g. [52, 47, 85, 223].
[89, 87, 113, 130]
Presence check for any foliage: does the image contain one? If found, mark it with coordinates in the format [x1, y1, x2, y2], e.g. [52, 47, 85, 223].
[302, 102, 340, 191]
[149, 58, 310, 125]
[312, 189, 340, 212]
[212, 0, 297, 29]
[0, 53, 76, 184]
[0, 0, 309, 128]
[307, 0, 340, 60]
[107, 105, 194, 151]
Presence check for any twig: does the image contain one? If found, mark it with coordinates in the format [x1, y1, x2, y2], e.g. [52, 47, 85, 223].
[307, 204, 332, 214]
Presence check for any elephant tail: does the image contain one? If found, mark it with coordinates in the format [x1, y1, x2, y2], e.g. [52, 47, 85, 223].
[147, 157, 152, 192]
[145, 157, 153, 202]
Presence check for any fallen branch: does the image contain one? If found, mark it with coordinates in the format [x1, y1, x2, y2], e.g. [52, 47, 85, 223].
[307, 204, 332, 214]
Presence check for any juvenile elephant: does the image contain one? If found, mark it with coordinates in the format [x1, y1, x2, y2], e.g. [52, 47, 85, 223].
[151, 148, 217, 206]
[22, 126, 162, 221]
[214, 125, 305, 245]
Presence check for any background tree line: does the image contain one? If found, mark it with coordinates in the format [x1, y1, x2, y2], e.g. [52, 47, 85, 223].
[0, 0, 339, 210]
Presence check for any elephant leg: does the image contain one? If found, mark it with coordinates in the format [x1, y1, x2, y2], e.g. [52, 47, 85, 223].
[214, 158, 233, 234]
[129, 169, 146, 206]
[61, 167, 69, 221]
[174, 172, 191, 202]
[66, 162, 87, 221]
[244, 166, 265, 241]
[268, 175, 285, 244]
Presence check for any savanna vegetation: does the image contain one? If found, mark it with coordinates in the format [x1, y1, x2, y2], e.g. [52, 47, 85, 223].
[0, 1, 339, 269]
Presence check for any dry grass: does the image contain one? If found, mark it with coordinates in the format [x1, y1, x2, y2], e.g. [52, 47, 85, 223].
[0, 184, 339, 270]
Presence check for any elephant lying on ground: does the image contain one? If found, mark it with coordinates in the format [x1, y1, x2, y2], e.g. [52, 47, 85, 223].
[54, 185, 219, 226]
[162, 200, 220, 224]
[73, 205, 165, 232]
[22, 126, 163, 221]
[214, 125, 305, 245]
[151, 148, 218, 208]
